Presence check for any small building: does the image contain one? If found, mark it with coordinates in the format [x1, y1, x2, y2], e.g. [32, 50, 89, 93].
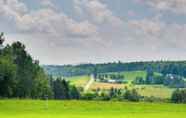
[107, 79, 125, 84]
[107, 79, 117, 83]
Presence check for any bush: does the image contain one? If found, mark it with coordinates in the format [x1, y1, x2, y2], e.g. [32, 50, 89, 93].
[142, 96, 167, 103]
[123, 89, 140, 102]
[171, 89, 186, 103]
[81, 93, 97, 100]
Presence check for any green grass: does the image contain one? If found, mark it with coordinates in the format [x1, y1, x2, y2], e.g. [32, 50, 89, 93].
[107, 71, 161, 83]
[121, 71, 147, 83]
[67, 75, 90, 87]
[104, 71, 147, 83]
[134, 85, 174, 99]
[0, 100, 186, 118]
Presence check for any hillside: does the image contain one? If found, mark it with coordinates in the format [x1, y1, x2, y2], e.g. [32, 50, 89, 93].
[43, 61, 186, 77]
[66, 71, 174, 99]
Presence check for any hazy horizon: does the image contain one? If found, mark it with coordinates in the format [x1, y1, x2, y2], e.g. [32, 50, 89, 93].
[1, 0, 186, 65]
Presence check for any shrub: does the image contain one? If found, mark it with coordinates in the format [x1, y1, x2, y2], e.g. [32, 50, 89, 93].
[81, 93, 97, 100]
[123, 89, 140, 102]
[171, 89, 186, 103]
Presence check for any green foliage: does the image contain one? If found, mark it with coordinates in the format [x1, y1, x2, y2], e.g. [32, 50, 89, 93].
[69, 86, 80, 99]
[0, 41, 52, 99]
[171, 89, 186, 103]
[132, 76, 145, 84]
[164, 74, 186, 88]
[52, 79, 70, 99]
[51, 78, 80, 100]
[0, 56, 16, 97]
[124, 89, 141, 102]
[81, 92, 97, 100]
[44, 61, 186, 79]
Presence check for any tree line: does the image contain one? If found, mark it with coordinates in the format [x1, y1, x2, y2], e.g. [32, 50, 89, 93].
[133, 69, 186, 88]
[0, 34, 80, 99]
[44, 61, 186, 78]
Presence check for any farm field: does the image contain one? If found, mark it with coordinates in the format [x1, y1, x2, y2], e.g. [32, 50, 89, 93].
[0, 100, 186, 118]
[67, 75, 91, 87]
[120, 71, 147, 83]
[104, 71, 147, 83]
[66, 71, 175, 98]
[135, 85, 175, 99]
[68, 71, 148, 89]
[115, 71, 161, 83]
[90, 82, 126, 90]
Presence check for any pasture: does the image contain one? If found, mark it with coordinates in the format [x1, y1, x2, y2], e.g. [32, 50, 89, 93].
[68, 75, 91, 87]
[0, 100, 186, 118]
[135, 85, 174, 99]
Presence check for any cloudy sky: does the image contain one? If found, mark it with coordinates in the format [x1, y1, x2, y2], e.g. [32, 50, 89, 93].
[1, 0, 186, 65]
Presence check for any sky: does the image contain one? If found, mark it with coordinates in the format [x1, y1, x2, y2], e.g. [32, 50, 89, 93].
[1, 0, 186, 65]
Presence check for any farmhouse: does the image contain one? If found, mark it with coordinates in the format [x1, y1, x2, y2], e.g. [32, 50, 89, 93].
[107, 79, 117, 83]
[106, 79, 125, 84]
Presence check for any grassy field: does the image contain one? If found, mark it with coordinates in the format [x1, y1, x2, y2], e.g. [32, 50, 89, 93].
[67, 75, 91, 87]
[121, 71, 147, 83]
[135, 85, 174, 99]
[103, 71, 147, 83]
[0, 100, 186, 118]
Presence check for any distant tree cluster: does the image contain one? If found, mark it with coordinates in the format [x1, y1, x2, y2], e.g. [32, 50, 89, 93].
[133, 69, 164, 85]
[50, 78, 80, 100]
[81, 88, 141, 102]
[44, 61, 186, 78]
[132, 69, 186, 88]
[164, 74, 186, 88]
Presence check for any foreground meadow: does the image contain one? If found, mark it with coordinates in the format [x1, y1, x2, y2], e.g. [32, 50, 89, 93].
[0, 100, 186, 118]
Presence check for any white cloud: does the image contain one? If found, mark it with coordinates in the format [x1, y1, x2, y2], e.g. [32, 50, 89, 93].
[0, 0, 99, 41]
[0, 0, 27, 20]
[1, 0, 186, 64]
[74, 0, 123, 26]
[16, 8, 98, 38]
[73, 0, 126, 46]
[143, 0, 186, 14]
[128, 18, 186, 52]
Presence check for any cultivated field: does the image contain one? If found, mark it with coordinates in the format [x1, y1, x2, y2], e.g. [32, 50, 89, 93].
[0, 100, 186, 118]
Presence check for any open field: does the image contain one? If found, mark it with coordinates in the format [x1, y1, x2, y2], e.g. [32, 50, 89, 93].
[0, 100, 186, 118]
[66, 71, 175, 98]
[120, 71, 147, 83]
[68, 75, 91, 87]
[104, 71, 147, 83]
[68, 71, 148, 90]
[90, 82, 127, 90]
[135, 85, 175, 99]
[110, 71, 161, 83]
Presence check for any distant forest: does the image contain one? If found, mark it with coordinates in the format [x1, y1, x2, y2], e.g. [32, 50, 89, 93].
[43, 61, 186, 77]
